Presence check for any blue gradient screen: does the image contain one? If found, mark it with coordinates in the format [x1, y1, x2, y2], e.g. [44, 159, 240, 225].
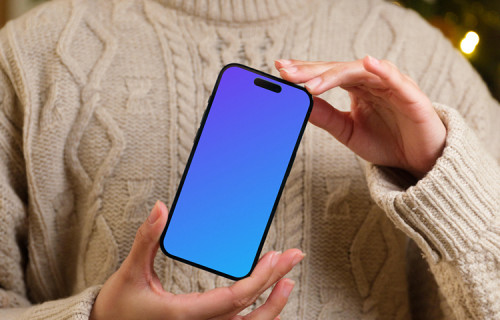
[162, 65, 311, 279]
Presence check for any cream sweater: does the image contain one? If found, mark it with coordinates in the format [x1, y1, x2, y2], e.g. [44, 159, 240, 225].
[0, 0, 499, 319]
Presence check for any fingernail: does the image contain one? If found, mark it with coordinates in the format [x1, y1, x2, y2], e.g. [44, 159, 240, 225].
[148, 200, 161, 224]
[279, 66, 297, 75]
[291, 252, 306, 267]
[278, 67, 297, 75]
[271, 251, 282, 268]
[305, 77, 321, 91]
[276, 59, 292, 66]
[282, 279, 295, 298]
[368, 55, 380, 65]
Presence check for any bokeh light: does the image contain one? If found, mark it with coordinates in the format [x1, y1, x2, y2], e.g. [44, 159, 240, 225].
[460, 31, 480, 54]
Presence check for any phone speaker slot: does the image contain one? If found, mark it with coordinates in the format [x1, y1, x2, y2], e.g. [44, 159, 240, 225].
[254, 78, 282, 93]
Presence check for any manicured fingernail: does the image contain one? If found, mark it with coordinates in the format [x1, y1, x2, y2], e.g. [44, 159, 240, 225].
[305, 77, 321, 91]
[148, 200, 161, 224]
[282, 279, 295, 298]
[291, 252, 306, 267]
[271, 251, 282, 268]
[279, 66, 297, 75]
[368, 55, 380, 65]
[276, 59, 292, 66]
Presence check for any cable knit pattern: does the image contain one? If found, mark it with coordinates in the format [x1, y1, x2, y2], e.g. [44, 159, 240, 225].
[366, 104, 500, 318]
[0, 0, 499, 319]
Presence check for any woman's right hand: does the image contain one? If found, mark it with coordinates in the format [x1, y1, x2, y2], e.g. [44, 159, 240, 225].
[90, 201, 304, 320]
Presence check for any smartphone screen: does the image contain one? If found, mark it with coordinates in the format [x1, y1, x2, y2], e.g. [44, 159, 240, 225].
[160, 64, 312, 280]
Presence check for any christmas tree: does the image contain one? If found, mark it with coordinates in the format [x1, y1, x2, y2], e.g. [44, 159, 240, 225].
[394, 0, 500, 100]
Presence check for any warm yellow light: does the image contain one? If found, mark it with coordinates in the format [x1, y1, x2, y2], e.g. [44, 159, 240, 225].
[460, 31, 480, 54]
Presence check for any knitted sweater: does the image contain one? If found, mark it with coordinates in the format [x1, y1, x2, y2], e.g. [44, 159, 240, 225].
[0, 0, 499, 319]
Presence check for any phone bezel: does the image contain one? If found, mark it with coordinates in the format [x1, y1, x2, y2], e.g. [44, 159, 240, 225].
[159, 63, 313, 280]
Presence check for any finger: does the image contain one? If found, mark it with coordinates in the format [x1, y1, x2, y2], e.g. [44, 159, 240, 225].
[232, 249, 302, 301]
[342, 86, 391, 109]
[187, 249, 304, 318]
[362, 56, 426, 105]
[277, 61, 334, 84]
[124, 201, 169, 274]
[274, 59, 328, 70]
[243, 278, 295, 320]
[231, 315, 281, 320]
[303, 61, 385, 95]
[309, 96, 354, 146]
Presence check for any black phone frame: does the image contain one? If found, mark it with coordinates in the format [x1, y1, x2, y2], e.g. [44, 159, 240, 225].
[159, 63, 313, 281]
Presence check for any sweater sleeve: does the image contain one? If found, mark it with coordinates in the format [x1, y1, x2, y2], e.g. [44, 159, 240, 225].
[361, 3, 500, 319]
[365, 103, 500, 319]
[0, 286, 102, 320]
[0, 25, 101, 320]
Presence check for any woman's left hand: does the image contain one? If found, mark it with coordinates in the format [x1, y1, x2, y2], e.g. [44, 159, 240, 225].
[275, 56, 446, 179]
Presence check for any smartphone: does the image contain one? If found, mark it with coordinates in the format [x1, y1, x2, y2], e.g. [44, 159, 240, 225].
[160, 63, 313, 280]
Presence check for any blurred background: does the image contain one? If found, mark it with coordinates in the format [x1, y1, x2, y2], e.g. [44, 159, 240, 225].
[0, 0, 499, 100]
[394, 0, 500, 102]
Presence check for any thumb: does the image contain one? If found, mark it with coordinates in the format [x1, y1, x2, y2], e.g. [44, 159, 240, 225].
[126, 200, 169, 273]
[309, 96, 353, 146]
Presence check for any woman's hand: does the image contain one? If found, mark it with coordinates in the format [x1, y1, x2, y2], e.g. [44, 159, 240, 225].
[275, 56, 446, 178]
[90, 201, 303, 320]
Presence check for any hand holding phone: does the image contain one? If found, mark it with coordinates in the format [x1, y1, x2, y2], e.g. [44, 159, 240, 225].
[91, 201, 305, 320]
[160, 64, 312, 279]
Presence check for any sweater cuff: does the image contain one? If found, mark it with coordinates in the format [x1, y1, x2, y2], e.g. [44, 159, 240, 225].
[1, 285, 102, 320]
[365, 103, 500, 263]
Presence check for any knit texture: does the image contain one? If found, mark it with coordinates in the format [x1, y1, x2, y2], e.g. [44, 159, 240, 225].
[0, 0, 498, 319]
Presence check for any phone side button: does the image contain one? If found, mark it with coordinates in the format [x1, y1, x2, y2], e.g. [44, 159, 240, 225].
[198, 113, 206, 128]
[193, 129, 201, 144]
